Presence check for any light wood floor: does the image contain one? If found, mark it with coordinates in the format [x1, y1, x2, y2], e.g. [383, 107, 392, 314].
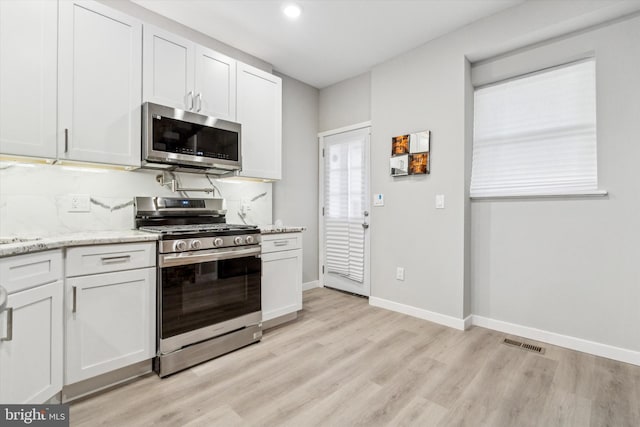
[70, 288, 640, 426]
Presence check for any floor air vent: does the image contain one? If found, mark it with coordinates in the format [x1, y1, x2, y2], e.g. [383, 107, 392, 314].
[502, 338, 545, 354]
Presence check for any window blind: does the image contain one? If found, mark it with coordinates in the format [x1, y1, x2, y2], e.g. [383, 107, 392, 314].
[324, 129, 367, 283]
[471, 59, 598, 197]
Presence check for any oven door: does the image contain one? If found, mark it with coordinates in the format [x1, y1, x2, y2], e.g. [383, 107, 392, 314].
[158, 246, 261, 354]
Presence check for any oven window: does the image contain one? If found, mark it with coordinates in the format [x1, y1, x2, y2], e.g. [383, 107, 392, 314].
[161, 256, 261, 338]
[153, 116, 239, 161]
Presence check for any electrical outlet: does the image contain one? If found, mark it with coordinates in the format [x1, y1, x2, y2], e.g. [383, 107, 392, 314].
[396, 267, 405, 281]
[240, 199, 251, 215]
[69, 194, 91, 212]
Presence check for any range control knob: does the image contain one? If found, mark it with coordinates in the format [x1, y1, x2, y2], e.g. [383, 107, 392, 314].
[173, 240, 187, 252]
[190, 240, 202, 250]
[213, 238, 224, 247]
[234, 236, 244, 245]
[245, 235, 254, 244]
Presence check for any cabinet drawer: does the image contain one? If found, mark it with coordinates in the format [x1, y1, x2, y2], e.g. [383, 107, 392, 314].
[261, 234, 302, 254]
[66, 242, 156, 277]
[0, 250, 63, 294]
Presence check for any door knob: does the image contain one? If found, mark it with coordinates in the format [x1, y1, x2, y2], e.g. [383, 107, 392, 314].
[362, 223, 369, 229]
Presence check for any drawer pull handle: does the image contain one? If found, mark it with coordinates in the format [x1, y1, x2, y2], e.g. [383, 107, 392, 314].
[72, 286, 77, 313]
[1, 307, 13, 341]
[101, 255, 131, 265]
[273, 241, 289, 246]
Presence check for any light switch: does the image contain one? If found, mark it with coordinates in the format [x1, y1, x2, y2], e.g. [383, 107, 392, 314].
[373, 193, 384, 207]
[435, 194, 445, 209]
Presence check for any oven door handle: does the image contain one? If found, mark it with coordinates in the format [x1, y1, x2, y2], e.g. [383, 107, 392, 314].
[159, 246, 261, 268]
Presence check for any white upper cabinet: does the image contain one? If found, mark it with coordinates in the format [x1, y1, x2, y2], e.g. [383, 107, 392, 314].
[143, 25, 236, 120]
[195, 45, 236, 119]
[237, 63, 282, 180]
[143, 25, 194, 111]
[0, 0, 57, 158]
[58, 0, 143, 167]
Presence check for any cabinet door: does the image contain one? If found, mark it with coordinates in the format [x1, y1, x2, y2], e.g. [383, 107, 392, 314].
[237, 63, 282, 180]
[65, 268, 155, 385]
[58, 0, 142, 166]
[194, 45, 236, 120]
[261, 249, 302, 321]
[0, 0, 57, 158]
[0, 281, 63, 404]
[143, 24, 195, 111]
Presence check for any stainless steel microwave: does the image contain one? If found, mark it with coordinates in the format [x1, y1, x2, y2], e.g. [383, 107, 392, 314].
[142, 102, 241, 173]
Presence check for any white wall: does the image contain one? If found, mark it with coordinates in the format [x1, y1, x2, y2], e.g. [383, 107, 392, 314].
[274, 73, 320, 284]
[370, 42, 467, 319]
[0, 163, 272, 237]
[471, 15, 640, 352]
[318, 72, 371, 132]
[338, 1, 640, 357]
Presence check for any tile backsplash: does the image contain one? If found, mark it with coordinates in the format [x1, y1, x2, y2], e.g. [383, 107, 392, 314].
[0, 162, 272, 237]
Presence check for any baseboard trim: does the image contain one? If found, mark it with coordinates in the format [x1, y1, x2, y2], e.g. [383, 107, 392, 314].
[303, 280, 320, 291]
[471, 315, 640, 366]
[365, 295, 639, 365]
[463, 315, 473, 331]
[369, 297, 466, 331]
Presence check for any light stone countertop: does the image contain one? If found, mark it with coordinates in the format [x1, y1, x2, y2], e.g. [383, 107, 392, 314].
[0, 230, 159, 258]
[260, 226, 306, 235]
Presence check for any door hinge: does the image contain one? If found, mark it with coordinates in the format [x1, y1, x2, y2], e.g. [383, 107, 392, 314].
[322, 148, 325, 157]
[322, 207, 325, 216]
[322, 265, 325, 274]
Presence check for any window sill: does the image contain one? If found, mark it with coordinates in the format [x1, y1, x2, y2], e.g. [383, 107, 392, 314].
[470, 190, 608, 201]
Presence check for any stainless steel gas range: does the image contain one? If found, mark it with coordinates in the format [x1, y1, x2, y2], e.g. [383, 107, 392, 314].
[135, 197, 262, 377]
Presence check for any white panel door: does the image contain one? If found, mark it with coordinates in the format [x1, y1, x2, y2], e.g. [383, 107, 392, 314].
[237, 63, 282, 180]
[0, 281, 63, 404]
[320, 126, 371, 296]
[65, 268, 155, 385]
[142, 24, 195, 111]
[195, 45, 236, 120]
[58, 0, 142, 166]
[262, 249, 303, 321]
[0, 0, 57, 158]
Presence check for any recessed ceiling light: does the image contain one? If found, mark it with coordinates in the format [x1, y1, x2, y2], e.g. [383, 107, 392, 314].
[283, 3, 301, 20]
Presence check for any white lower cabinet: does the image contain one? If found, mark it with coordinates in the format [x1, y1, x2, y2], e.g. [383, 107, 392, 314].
[261, 233, 303, 323]
[64, 243, 156, 385]
[0, 250, 63, 404]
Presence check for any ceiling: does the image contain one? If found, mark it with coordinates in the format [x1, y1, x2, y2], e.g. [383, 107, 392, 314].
[132, 0, 525, 89]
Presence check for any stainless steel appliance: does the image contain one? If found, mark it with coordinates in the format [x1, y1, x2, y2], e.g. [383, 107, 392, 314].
[142, 102, 242, 174]
[135, 197, 262, 377]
